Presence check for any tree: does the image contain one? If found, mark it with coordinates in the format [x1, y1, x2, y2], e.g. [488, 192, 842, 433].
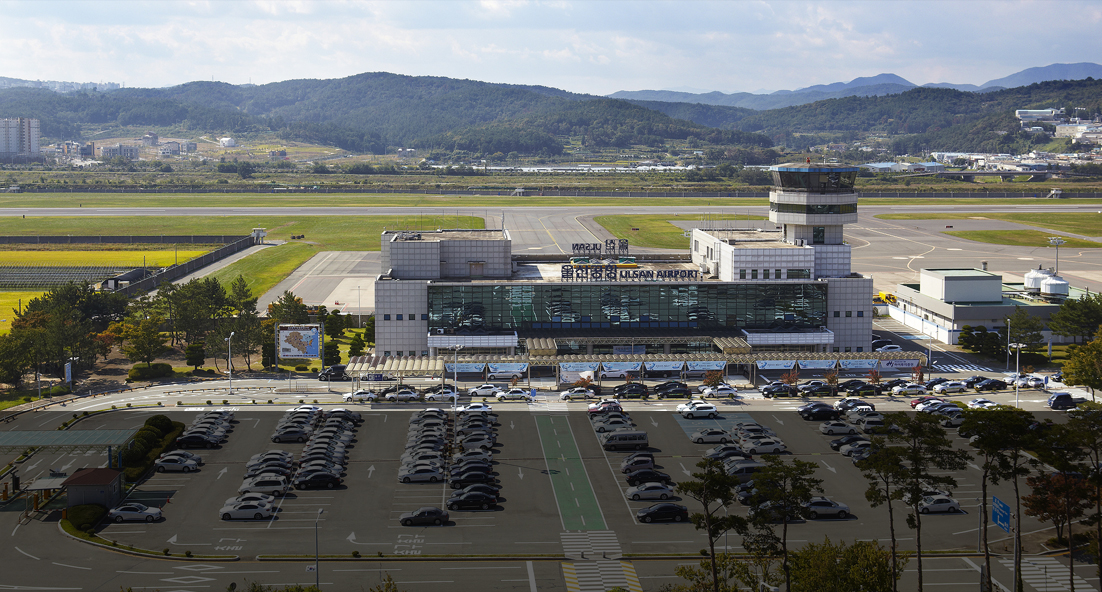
[322, 340, 341, 367]
[231, 309, 265, 371]
[121, 316, 169, 368]
[325, 310, 345, 339]
[788, 537, 906, 592]
[859, 445, 910, 592]
[1003, 306, 1045, 354]
[0, 333, 29, 385]
[237, 161, 255, 179]
[823, 369, 839, 394]
[749, 456, 824, 592]
[349, 333, 366, 357]
[363, 314, 376, 344]
[269, 291, 309, 324]
[674, 458, 746, 592]
[1065, 402, 1102, 577]
[1048, 292, 1102, 343]
[1031, 424, 1095, 591]
[779, 369, 799, 386]
[1023, 472, 1091, 545]
[882, 412, 972, 592]
[227, 275, 258, 313]
[185, 342, 206, 369]
[866, 368, 882, 386]
[957, 325, 977, 351]
[1063, 329, 1102, 398]
[961, 406, 1037, 591]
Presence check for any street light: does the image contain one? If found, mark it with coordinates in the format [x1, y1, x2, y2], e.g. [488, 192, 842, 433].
[355, 285, 363, 329]
[314, 508, 324, 588]
[1010, 342, 1025, 407]
[450, 345, 463, 450]
[225, 332, 235, 395]
[1048, 236, 1066, 276]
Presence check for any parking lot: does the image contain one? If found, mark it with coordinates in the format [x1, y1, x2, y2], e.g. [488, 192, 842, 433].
[67, 395, 1055, 563]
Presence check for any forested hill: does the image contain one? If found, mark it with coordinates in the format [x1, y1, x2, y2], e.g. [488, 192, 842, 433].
[0, 72, 773, 155]
[629, 78, 1102, 152]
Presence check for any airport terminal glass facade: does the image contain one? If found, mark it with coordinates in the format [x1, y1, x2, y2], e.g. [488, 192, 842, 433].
[427, 283, 827, 334]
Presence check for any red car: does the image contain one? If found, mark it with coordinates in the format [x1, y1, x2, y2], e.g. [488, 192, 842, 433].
[910, 396, 941, 409]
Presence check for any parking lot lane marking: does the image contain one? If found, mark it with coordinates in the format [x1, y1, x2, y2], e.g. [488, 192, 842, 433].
[52, 563, 91, 570]
[333, 569, 402, 572]
[630, 540, 695, 544]
[534, 414, 607, 531]
[116, 571, 174, 574]
[441, 567, 522, 570]
[394, 581, 454, 584]
[15, 547, 40, 560]
[527, 560, 538, 592]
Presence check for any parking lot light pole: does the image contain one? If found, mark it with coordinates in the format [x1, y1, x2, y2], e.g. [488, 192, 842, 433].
[226, 332, 235, 395]
[1010, 343, 1025, 407]
[315, 508, 323, 588]
[450, 345, 463, 453]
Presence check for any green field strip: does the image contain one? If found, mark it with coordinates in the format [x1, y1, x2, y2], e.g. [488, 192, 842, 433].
[534, 414, 607, 531]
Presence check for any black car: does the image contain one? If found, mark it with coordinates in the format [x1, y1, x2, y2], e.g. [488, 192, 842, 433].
[293, 472, 342, 490]
[448, 462, 493, 475]
[763, 384, 798, 398]
[803, 385, 835, 397]
[705, 448, 752, 462]
[838, 380, 867, 391]
[750, 500, 802, 522]
[637, 503, 688, 523]
[848, 384, 881, 397]
[829, 434, 869, 451]
[653, 381, 688, 393]
[459, 483, 501, 497]
[176, 434, 217, 449]
[881, 378, 909, 390]
[924, 378, 950, 390]
[614, 384, 648, 398]
[445, 491, 498, 511]
[799, 407, 839, 421]
[626, 469, 673, 486]
[614, 382, 648, 393]
[963, 375, 989, 388]
[449, 471, 498, 488]
[657, 387, 692, 399]
[974, 379, 1007, 392]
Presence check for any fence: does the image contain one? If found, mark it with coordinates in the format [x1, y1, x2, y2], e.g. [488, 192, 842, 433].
[115, 235, 256, 296]
[0, 235, 248, 244]
[0, 265, 131, 290]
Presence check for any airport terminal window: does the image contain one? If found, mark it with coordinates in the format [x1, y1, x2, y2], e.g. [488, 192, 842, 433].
[409, 313, 415, 320]
[857, 311, 864, 317]
[833, 311, 840, 317]
[813, 227, 825, 244]
[769, 202, 857, 215]
[751, 270, 758, 280]
[396, 314, 403, 320]
[409, 351, 416, 357]
[422, 351, 429, 356]
[845, 311, 852, 317]
[383, 314, 391, 321]
[422, 314, 428, 320]
[857, 347, 863, 352]
[740, 269, 746, 280]
[775, 269, 781, 279]
[787, 269, 811, 279]
[383, 350, 391, 357]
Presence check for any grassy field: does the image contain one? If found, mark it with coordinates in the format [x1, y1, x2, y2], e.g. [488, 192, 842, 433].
[943, 229, 1100, 249]
[0, 250, 207, 266]
[595, 214, 768, 250]
[206, 242, 318, 299]
[0, 291, 42, 335]
[875, 212, 1102, 237]
[5, 193, 1102, 210]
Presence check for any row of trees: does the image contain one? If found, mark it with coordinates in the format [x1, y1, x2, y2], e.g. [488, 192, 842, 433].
[670, 404, 1102, 592]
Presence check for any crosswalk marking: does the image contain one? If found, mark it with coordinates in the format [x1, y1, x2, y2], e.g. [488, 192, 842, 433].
[561, 531, 623, 560]
[561, 561, 640, 592]
[933, 364, 994, 373]
[997, 557, 1097, 591]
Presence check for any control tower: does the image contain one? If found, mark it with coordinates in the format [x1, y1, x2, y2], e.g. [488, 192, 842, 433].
[768, 163, 860, 278]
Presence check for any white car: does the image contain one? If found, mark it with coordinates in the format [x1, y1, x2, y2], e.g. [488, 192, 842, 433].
[487, 370, 524, 380]
[690, 428, 734, 444]
[819, 421, 857, 435]
[840, 441, 873, 456]
[933, 381, 967, 394]
[703, 385, 739, 398]
[225, 493, 275, 507]
[468, 384, 504, 397]
[560, 387, 595, 400]
[219, 502, 272, 520]
[676, 399, 709, 413]
[386, 390, 420, 402]
[158, 450, 202, 465]
[107, 502, 162, 523]
[588, 398, 620, 410]
[744, 439, 787, 454]
[968, 398, 998, 409]
[398, 466, 445, 483]
[803, 496, 850, 519]
[154, 457, 198, 473]
[238, 476, 289, 497]
[876, 345, 903, 352]
[497, 388, 533, 401]
[600, 369, 633, 379]
[625, 482, 675, 501]
[452, 449, 493, 464]
[699, 382, 732, 393]
[680, 405, 718, 419]
[914, 398, 946, 411]
[424, 388, 459, 402]
[918, 495, 961, 514]
[457, 402, 494, 416]
[343, 389, 377, 402]
[892, 383, 926, 396]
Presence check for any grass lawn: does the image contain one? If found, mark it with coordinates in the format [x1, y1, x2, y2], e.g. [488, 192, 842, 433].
[595, 214, 768, 250]
[0, 250, 207, 266]
[0, 291, 43, 335]
[875, 212, 1102, 237]
[943, 229, 1099, 249]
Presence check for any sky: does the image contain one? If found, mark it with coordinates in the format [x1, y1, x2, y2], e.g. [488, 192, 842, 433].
[2, 0, 1101, 96]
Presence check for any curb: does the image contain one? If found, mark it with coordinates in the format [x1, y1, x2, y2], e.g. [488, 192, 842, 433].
[256, 554, 567, 562]
[57, 521, 238, 561]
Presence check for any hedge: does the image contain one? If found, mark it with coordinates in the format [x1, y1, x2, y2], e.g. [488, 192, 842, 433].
[121, 416, 185, 483]
[128, 363, 174, 380]
[67, 504, 107, 532]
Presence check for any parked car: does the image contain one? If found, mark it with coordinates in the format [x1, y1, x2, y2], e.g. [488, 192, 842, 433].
[680, 404, 718, 419]
[829, 434, 868, 451]
[802, 496, 850, 519]
[636, 503, 688, 523]
[219, 502, 272, 520]
[762, 384, 798, 398]
[625, 482, 675, 501]
[293, 472, 342, 490]
[154, 456, 199, 473]
[399, 507, 449, 526]
[743, 439, 787, 455]
[626, 469, 673, 486]
[468, 384, 504, 397]
[892, 384, 926, 396]
[974, 379, 1007, 392]
[918, 495, 961, 514]
[933, 381, 967, 394]
[819, 421, 857, 435]
[343, 389, 376, 402]
[690, 428, 734, 444]
[445, 491, 498, 511]
[799, 406, 839, 421]
[560, 387, 595, 400]
[497, 388, 533, 401]
[108, 502, 162, 523]
[1048, 392, 1078, 410]
[876, 345, 903, 352]
[457, 402, 494, 416]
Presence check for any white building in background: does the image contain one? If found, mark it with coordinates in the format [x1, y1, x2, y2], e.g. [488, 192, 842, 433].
[219, 137, 236, 148]
[0, 118, 40, 156]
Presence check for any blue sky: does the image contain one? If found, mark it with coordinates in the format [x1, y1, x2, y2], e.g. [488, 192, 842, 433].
[2, 0, 1100, 95]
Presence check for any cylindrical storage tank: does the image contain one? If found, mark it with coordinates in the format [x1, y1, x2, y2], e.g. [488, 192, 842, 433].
[1023, 266, 1051, 292]
[1041, 276, 1070, 297]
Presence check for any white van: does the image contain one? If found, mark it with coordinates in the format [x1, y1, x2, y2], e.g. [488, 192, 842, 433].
[601, 430, 649, 451]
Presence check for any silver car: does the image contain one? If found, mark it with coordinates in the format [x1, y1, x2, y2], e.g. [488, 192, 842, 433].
[219, 502, 272, 521]
[625, 482, 674, 501]
[803, 496, 850, 519]
[690, 428, 734, 444]
[107, 502, 162, 523]
[154, 456, 199, 473]
[398, 466, 445, 483]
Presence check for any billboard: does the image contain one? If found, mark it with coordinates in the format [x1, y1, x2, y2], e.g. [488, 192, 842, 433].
[687, 361, 727, 371]
[645, 361, 686, 372]
[560, 362, 600, 372]
[278, 324, 321, 359]
[879, 359, 922, 369]
[798, 360, 837, 370]
[756, 360, 797, 370]
[445, 363, 488, 373]
[839, 359, 878, 370]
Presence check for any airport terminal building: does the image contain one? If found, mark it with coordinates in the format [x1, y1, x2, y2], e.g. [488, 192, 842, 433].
[373, 164, 875, 365]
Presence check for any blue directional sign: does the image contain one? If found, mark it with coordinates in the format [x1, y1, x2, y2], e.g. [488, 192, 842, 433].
[992, 496, 1010, 534]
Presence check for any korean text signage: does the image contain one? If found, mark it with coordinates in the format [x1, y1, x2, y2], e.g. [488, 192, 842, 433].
[278, 324, 321, 359]
[561, 265, 699, 282]
[992, 496, 1010, 533]
[571, 239, 629, 256]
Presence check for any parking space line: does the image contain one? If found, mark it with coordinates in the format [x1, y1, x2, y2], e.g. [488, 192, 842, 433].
[534, 414, 606, 531]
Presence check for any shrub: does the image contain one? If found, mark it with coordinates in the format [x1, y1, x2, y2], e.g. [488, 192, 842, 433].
[295, 365, 308, 371]
[111, 405, 117, 409]
[177, 401, 183, 406]
[125, 403, 132, 408]
[267, 399, 273, 404]
[352, 550, 361, 558]
[222, 400, 228, 405]
[206, 400, 212, 405]
[82, 411, 88, 416]
[163, 548, 170, 556]
[128, 363, 174, 381]
[67, 504, 107, 531]
[184, 550, 192, 558]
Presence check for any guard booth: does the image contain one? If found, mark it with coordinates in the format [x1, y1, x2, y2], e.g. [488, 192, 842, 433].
[62, 468, 124, 508]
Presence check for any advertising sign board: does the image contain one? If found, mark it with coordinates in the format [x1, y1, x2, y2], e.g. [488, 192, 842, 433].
[278, 324, 321, 359]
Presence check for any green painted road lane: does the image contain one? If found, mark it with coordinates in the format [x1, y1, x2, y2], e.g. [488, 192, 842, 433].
[534, 414, 607, 531]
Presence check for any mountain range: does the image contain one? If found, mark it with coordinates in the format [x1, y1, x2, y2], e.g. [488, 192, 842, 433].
[608, 62, 1102, 110]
